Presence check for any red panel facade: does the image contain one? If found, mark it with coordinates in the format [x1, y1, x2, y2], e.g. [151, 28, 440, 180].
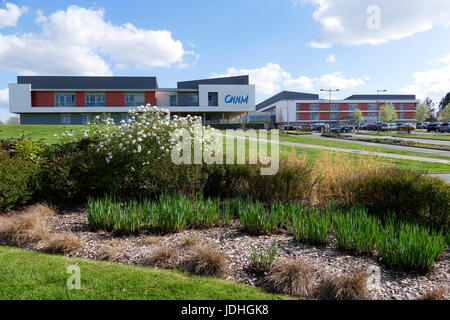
[300, 103, 309, 111]
[320, 103, 329, 111]
[75, 91, 85, 107]
[404, 112, 415, 119]
[106, 92, 125, 107]
[31, 91, 54, 107]
[300, 113, 309, 121]
[320, 113, 329, 121]
[340, 112, 349, 118]
[358, 103, 368, 111]
[145, 91, 156, 106]
[339, 103, 348, 111]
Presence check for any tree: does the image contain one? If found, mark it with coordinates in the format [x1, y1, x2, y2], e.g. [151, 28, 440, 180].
[441, 105, 450, 121]
[415, 103, 430, 123]
[6, 116, 20, 125]
[351, 109, 364, 133]
[379, 103, 398, 123]
[439, 92, 450, 110]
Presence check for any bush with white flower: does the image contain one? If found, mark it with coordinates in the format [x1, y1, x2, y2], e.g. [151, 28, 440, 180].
[59, 104, 215, 178]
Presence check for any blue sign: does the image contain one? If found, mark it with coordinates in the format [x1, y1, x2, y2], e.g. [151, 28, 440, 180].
[225, 95, 249, 104]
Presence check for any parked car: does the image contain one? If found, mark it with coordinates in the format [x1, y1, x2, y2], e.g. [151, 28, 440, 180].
[388, 123, 398, 131]
[416, 122, 429, 129]
[439, 122, 450, 133]
[365, 123, 377, 130]
[427, 122, 441, 132]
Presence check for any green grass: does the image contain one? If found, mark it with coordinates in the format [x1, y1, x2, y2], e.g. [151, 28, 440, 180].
[286, 204, 331, 245]
[0, 125, 85, 144]
[0, 246, 287, 300]
[361, 131, 450, 141]
[278, 134, 450, 162]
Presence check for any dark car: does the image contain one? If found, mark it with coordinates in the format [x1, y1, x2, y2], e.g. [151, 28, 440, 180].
[427, 123, 441, 132]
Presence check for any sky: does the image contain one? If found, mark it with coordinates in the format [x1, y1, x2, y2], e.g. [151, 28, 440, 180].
[1, 0, 450, 121]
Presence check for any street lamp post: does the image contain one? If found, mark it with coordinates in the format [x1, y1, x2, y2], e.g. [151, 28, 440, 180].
[320, 89, 340, 133]
[376, 89, 387, 134]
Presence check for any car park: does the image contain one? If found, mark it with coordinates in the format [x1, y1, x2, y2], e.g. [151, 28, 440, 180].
[427, 123, 441, 132]
[439, 122, 450, 133]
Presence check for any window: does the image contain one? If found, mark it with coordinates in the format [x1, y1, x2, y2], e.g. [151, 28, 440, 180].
[188, 94, 199, 106]
[330, 113, 339, 120]
[399, 104, 405, 111]
[368, 104, 377, 111]
[208, 92, 218, 106]
[60, 114, 71, 124]
[86, 93, 105, 107]
[125, 93, 145, 107]
[296, 103, 301, 112]
[349, 104, 358, 111]
[310, 113, 319, 121]
[310, 104, 319, 112]
[55, 93, 75, 107]
[170, 95, 177, 107]
[296, 113, 301, 121]
[330, 104, 339, 111]
[400, 112, 405, 119]
[81, 114, 91, 125]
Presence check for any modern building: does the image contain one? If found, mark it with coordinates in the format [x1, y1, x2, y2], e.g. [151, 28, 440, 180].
[255, 91, 419, 126]
[8, 75, 255, 125]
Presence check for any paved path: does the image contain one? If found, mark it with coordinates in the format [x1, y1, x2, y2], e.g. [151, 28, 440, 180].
[224, 134, 450, 165]
[302, 134, 450, 157]
[428, 173, 450, 184]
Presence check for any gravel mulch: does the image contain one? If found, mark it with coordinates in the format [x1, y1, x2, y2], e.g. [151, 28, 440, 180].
[4, 208, 450, 300]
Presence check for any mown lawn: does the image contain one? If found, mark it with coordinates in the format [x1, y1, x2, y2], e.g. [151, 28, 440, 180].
[0, 246, 287, 300]
[0, 125, 85, 144]
[361, 131, 450, 141]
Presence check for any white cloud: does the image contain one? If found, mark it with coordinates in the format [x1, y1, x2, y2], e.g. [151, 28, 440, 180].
[0, 2, 27, 29]
[212, 63, 367, 97]
[326, 54, 335, 63]
[297, 0, 450, 48]
[399, 52, 450, 101]
[0, 5, 193, 76]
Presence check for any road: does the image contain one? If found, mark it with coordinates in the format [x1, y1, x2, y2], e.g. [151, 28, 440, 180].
[349, 132, 450, 146]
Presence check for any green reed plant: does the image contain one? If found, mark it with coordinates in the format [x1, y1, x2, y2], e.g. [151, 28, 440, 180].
[289, 206, 331, 245]
[151, 194, 191, 233]
[250, 240, 277, 273]
[332, 206, 381, 253]
[376, 216, 446, 273]
[239, 199, 279, 235]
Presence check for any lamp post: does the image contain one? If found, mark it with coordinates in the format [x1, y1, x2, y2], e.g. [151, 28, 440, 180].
[320, 89, 340, 133]
[377, 89, 387, 134]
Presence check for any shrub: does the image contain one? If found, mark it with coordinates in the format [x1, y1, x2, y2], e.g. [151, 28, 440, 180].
[182, 245, 228, 277]
[260, 258, 314, 297]
[419, 287, 448, 300]
[315, 270, 369, 300]
[290, 206, 331, 245]
[250, 240, 277, 273]
[332, 206, 381, 253]
[376, 216, 446, 273]
[37, 231, 82, 254]
[245, 151, 316, 204]
[97, 239, 127, 262]
[0, 154, 38, 211]
[345, 167, 450, 229]
[142, 245, 175, 268]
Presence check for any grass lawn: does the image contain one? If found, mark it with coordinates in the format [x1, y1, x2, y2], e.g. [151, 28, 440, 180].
[361, 131, 450, 141]
[0, 125, 85, 144]
[278, 134, 450, 162]
[0, 246, 287, 300]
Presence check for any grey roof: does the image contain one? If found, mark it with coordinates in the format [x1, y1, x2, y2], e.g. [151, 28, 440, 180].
[345, 94, 416, 100]
[17, 76, 159, 89]
[177, 75, 249, 89]
[256, 91, 319, 111]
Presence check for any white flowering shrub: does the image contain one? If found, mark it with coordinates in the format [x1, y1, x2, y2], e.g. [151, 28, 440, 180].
[59, 104, 215, 178]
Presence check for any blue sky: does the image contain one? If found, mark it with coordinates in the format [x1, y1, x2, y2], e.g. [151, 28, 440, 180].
[1, 0, 450, 120]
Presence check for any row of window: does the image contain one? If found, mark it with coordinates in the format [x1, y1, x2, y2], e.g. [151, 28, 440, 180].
[295, 112, 408, 121]
[295, 103, 408, 112]
[60, 113, 131, 125]
[55, 93, 146, 107]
